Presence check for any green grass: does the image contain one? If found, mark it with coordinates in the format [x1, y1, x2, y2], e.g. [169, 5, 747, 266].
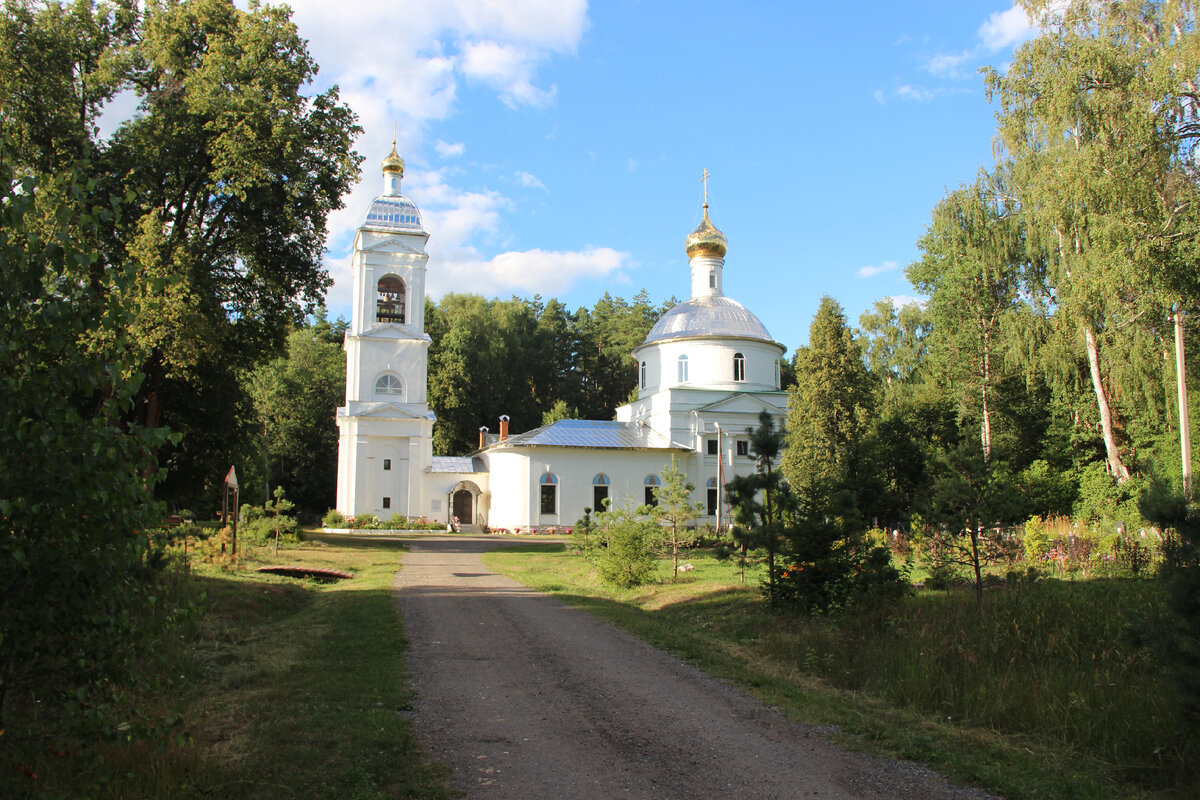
[483, 543, 1192, 800]
[5, 532, 450, 800]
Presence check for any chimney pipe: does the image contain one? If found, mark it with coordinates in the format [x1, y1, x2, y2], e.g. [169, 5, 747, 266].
[478, 426, 489, 450]
[499, 414, 510, 442]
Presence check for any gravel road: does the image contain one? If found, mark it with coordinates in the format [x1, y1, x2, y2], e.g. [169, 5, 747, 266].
[394, 535, 998, 800]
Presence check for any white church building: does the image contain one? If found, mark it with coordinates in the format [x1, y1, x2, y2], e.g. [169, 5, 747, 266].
[335, 147, 787, 531]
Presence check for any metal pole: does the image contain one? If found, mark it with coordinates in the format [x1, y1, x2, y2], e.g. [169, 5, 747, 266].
[715, 423, 723, 536]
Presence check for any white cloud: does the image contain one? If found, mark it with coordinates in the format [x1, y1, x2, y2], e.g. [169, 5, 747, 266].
[275, 0, 589, 313]
[430, 247, 631, 297]
[858, 260, 900, 279]
[979, 6, 1037, 51]
[925, 49, 972, 79]
[873, 89, 885, 105]
[895, 84, 935, 102]
[460, 40, 557, 108]
[885, 293, 929, 309]
[916, 4, 1038, 86]
[515, 171, 547, 190]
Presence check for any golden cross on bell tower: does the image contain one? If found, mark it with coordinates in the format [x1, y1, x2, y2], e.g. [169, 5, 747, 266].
[701, 168, 711, 207]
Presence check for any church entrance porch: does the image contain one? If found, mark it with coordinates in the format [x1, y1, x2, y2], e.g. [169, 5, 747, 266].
[447, 480, 484, 531]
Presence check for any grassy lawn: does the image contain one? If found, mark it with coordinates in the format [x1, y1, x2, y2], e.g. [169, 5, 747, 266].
[483, 542, 1189, 800]
[5, 532, 450, 800]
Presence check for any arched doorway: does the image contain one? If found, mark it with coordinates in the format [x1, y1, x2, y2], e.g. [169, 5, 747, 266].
[452, 489, 472, 525]
[447, 480, 483, 530]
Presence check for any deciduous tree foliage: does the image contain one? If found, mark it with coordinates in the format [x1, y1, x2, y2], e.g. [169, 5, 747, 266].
[0, 0, 361, 447]
[0, 163, 169, 734]
[987, 0, 1200, 484]
[426, 291, 667, 454]
[248, 317, 345, 513]
[908, 167, 1026, 464]
[857, 298, 930, 400]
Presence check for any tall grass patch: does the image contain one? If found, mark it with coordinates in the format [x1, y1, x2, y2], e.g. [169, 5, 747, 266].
[763, 579, 1175, 780]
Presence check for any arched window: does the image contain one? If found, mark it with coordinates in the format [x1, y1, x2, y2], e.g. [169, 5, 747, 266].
[639, 361, 647, 389]
[677, 354, 689, 384]
[706, 477, 718, 516]
[774, 359, 780, 388]
[375, 373, 404, 397]
[644, 473, 660, 507]
[540, 472, 558, 515]
[733, 352, 745, 382]
[593, 473, 610, 512]
[377, 275, 406, 323]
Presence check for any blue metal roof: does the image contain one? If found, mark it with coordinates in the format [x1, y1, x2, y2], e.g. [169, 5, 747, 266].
[493, 419, 688, 451]
[364, 195, 424, 231]
[430, 456, 486, 473]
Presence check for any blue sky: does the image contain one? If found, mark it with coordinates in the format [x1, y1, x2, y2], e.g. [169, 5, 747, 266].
[286, 1, 1038, 354]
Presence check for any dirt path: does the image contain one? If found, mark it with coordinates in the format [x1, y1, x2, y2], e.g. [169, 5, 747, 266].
[394, 535, 997, 800]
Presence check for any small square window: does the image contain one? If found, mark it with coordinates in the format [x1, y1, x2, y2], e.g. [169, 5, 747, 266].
[382, 497, 391, 509]
[736, 440, 749, 456]
[707, 438, 718, 455]
[383, 459, 391, 471]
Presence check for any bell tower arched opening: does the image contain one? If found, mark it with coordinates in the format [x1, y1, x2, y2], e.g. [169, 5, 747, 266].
[377, 275, 406, 323]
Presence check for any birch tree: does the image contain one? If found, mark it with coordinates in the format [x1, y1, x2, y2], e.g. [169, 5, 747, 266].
[987, 0, 1200, 485]
[908, 168, 1026, 464]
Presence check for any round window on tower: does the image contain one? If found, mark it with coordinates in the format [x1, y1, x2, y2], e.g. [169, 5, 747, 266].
[375, 373, 404, 398]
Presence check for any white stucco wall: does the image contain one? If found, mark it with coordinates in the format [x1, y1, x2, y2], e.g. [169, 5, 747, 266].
[637, 337, 783, 395]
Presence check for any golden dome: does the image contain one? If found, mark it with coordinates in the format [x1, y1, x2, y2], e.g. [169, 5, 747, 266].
[382, 143, 405, 176]
[685, 204, 727, 259]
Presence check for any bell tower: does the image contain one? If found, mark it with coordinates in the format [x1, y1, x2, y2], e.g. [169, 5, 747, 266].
[335, 143, 436, 518]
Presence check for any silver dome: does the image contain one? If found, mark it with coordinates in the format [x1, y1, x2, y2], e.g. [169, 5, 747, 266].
[364, 195, 423, 231]
[643, 295, 775, 345]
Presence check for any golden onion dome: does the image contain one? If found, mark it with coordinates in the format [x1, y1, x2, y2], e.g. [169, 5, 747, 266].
[685, 204, 727, 259]
[382, 143, 405, 176]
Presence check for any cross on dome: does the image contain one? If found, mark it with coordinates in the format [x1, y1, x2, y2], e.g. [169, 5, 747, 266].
[685, 168, 727, 259]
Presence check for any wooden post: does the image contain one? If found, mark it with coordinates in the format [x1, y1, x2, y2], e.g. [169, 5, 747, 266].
[225, 467, 240, 557]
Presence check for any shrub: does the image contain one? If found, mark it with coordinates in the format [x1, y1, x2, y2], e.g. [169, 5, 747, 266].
[1023, 516, 1053, 559]
[240, 515, 298, 547]
[322, 509, 345, 527]
[241, 503, 266, 522]
[571, 508, 597, 558]
[925, 563, 960, 590]
[595, 507, 660, 588]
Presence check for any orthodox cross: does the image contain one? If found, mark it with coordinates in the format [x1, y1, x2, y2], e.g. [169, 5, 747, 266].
[701, 168, 711, 206]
